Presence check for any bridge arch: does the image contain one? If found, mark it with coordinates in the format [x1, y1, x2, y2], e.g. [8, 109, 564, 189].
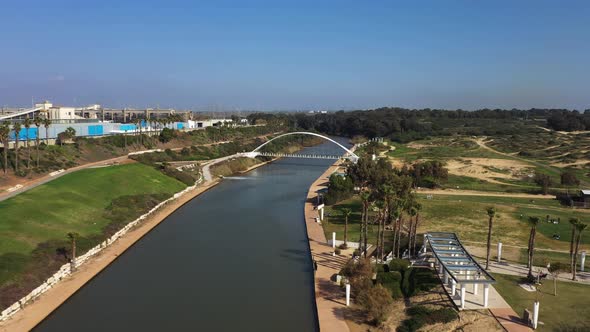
[251, 131, 359, 161]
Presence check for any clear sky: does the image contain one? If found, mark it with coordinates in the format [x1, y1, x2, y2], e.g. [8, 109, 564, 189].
[0, 0, 588, 110]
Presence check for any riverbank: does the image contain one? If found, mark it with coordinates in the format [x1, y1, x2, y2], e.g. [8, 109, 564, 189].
[304, 159, 351, 332]
[0, 153, 280, 332]
[0, 178, 221, 332]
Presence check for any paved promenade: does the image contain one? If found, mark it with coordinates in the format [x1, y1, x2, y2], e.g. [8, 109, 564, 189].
[304, 161, 350, 332]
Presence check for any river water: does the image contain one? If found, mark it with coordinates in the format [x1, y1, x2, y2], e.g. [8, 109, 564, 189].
[34, 140, 347, 332]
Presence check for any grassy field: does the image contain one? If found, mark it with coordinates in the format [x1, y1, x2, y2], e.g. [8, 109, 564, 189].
[322, 193, 589, 263]
[0, 163, 186, 257]
[0, 163, 187, 306]
[493, 273, 590, 331]
[387, 138, 507, 162]
[417, 194, 590, 251]
[323, 199, 380, 246]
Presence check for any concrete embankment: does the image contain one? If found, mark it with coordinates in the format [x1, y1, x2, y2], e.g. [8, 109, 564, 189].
[304, 159, 351, 332]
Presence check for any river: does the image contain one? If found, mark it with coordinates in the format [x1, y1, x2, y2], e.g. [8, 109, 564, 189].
[34, 139, 348, 332]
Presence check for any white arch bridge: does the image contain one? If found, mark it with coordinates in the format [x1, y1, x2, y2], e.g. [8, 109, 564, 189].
[240, 132, 359, 162]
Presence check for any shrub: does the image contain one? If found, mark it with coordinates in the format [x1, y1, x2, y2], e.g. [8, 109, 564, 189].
[374, 264, 388, 273]
[324, 173, 354, 205]
[159, 127, 176, 143]
[402, 268, 439, 297]
[397, 306, 458, 332]
[388, 258, 410, 273]
[561, 171, 580, 186]
[161, 166, 196, 186]
[341, 259, 373, 297]
[338, 243, 348, 250]
[376, 271, 403, 299]
[334, 248, 341, 255]
[357, 284, 393, 326]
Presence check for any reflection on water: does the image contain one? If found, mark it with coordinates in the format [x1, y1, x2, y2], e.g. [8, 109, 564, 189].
[34, 139, 349, 332]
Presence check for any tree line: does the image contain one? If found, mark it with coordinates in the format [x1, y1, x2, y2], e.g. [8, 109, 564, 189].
[246, 107, 590, 143]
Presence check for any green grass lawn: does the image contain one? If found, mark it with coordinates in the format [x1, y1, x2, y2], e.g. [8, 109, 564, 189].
[388, 137, 512, 162]
[323, 198, 380, 246]
[416, 194, 590, 251]
[0, 163, 186, 257]
[324, 193, 590, 253]
[493, 273, 590, 331]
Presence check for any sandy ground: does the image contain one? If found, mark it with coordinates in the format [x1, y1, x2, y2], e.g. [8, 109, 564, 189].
[446, 158, 533, 184]
[415, 188, 554, 199]
[550, 159, 590, 168]
[0, 157, 275, 332]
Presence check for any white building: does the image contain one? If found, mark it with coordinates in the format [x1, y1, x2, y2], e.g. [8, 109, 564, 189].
[187, 118, 233, 129]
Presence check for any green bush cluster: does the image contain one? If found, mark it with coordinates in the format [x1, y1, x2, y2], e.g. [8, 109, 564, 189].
[402, 268, 439, 297]
[397, 306, 458, 332]
[388, 258, 410, 273]
[161, 166, 198, 186]
[324, 173, 354, 205]
[376, 271, 403, 299]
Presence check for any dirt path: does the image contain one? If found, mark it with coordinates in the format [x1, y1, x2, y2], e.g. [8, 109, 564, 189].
[415, 188, 554, 199]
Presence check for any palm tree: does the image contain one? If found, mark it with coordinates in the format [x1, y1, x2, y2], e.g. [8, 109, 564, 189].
[359, 191, 370, 258]
[341, 207, 352, 247]
[572, 222, 587, 280]
[569, 218, 579, 275]
[23, 117, 32, 169]
[373, 200, 385, 261]
[485, 207, 496, 270]
[408, 206, 417, 258]
[43, 117, 51, 144]
[527, 216, 540, 279]
[410, 202, 422, 257]
[33, 116, 42, 167]
[12, 122, 21, 173]
[0, 122, 9, 175]
[67, 232, 80, 270]
[136, 118, 143, 145]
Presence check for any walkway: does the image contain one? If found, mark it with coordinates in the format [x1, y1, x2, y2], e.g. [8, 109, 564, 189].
[486, 260, 590, 285]
[304, 161, 350, 332]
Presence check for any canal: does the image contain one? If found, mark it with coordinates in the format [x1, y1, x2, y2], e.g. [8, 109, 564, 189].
[34, 139, 347, 332]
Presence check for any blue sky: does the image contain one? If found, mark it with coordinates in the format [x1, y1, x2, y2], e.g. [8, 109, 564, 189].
[0, 0, 588, 110]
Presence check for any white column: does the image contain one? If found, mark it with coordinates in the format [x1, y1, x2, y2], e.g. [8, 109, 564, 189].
[439, 262, 444, 274]
[532, 301, 540, 329]
[473, 283, 478, 295]
[332, 232, 336, 255]
[319, 207, 324, 221]
[345, 284, 351, 306]
[460, 284, 466, 309]
[581, 251, 587, 272]
[483, 284, 489, 308]
[451, 279, 456, 296]
[423, 234, 427, 253]
[443, 270, 449, 284]
[497, 242, 503, 263]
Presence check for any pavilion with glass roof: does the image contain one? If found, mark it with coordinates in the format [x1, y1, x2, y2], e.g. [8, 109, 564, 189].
[423, 232, 496, 310]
